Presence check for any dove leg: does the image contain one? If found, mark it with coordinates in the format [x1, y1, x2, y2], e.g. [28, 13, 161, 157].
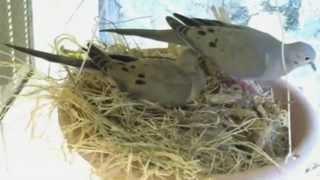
[222, 78, 263, 95]
[237, 80, 264, 95]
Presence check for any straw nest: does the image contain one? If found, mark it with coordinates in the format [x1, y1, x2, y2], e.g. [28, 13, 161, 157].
[37, 40, 288, 180]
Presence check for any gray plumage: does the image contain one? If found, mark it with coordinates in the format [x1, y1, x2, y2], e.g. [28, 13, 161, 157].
[6, 44, 205, 106]
[100, 29, 184, 45]
[101, 13, 317, 80]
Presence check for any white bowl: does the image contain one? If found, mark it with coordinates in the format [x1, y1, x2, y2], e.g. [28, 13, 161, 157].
[215, 80, 320, 180]
[59, 80, 320, 180]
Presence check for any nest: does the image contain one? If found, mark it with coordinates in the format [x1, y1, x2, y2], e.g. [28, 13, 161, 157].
[35, 41, 288, 180]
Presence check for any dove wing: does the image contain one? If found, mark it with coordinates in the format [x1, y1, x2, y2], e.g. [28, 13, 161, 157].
[207, 26, 280, 79]
[166, 14, 282, 79]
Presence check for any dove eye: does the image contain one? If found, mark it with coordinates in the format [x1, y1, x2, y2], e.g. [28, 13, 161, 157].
[305, 57, 310, 61]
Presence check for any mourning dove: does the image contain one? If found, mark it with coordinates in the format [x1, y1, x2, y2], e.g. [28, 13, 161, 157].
[6, 44, 205, 106]
[101, 13, 317, 81]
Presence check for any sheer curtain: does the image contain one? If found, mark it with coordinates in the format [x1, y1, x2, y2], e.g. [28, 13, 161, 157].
[0, 0, 33, 120]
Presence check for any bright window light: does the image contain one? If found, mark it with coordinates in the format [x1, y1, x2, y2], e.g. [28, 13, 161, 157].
[0, 1, 99, 180]
[1, 0, 320, 180]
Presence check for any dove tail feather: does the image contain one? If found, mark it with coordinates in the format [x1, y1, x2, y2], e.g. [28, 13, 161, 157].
[5, 44, 97, 69]
[100, 28, 183, 44]
[173, 13, 200, 26]
[81, 46, 138, 62]
[165, 16, 186, 31]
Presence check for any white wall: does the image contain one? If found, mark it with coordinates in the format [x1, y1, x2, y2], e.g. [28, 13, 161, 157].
[0, 1, 99, 180]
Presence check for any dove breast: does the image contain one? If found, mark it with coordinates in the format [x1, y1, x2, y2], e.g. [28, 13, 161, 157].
[175, 48, 207, 100]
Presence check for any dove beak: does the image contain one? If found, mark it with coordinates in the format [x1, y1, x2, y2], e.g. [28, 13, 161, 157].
[309, 62, 317, 71]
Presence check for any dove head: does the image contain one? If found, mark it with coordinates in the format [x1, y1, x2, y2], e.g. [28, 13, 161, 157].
[285, 42, 317, 71]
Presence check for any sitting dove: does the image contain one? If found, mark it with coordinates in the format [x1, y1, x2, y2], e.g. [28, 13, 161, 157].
[6, 44, 206, 106]
[101, 13, 317, 81]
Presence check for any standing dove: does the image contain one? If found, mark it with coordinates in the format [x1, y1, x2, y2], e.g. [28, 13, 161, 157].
[101, 13, 317, 81]
[6, 44, 206, 106]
